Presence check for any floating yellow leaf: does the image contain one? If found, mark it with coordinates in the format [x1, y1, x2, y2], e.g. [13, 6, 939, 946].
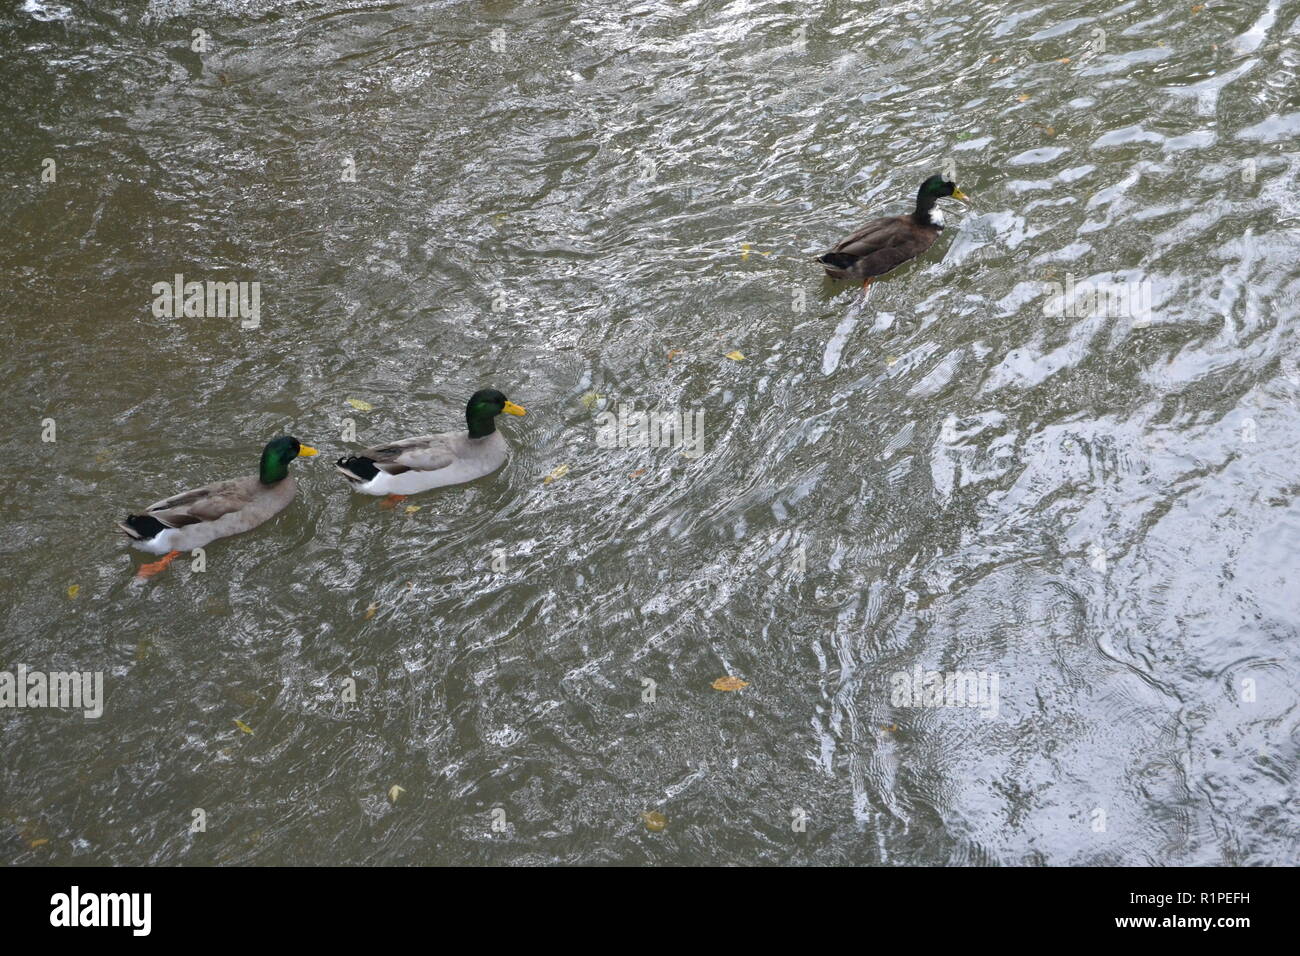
[365, 602, 378, 620]
[886, 356, 899, 367]
[28, 838, 49, 848]
[1191, 3, 1203, 11]
[667, 348, 684, 362]
[388, 785, 406, 804]
[1045, 126, 1056, 136]
[642, 810, 667, 832]
[1058, 57, 1071, 64]
[740, 242, 753, 261]
[725, 350, 745, 361]
[346, 398, 374, 412]
[1017, 94, 1030, 103]
[580, 391, 601, 410]
[630, 468, 647, 478]
[544, 464, 569, 484]
[712, 676, 749, 692]
[234, 719, 254, 735]
[404, 505, 421, 514]
[66, 585, 79, 599]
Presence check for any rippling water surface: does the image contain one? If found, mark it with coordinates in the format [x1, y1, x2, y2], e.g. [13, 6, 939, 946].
[2, 0, 1299, 865]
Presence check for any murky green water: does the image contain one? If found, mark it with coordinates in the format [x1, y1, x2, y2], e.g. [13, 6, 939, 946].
[2, 0, 1298, 865]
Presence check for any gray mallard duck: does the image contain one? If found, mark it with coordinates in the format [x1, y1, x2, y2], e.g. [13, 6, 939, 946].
[335, 388, 526, 498]
[819, 174, 968, 289]
[119, 435, 318, 576]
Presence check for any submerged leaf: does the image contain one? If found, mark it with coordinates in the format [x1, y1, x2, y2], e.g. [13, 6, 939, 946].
[234, 719, 255, 735]
[66, 585, 79, 599]
[580, 391, 601, 410]
[364, 603, 378, 620]
[712, 676, 749, 692]
[642, 810, 667, 832]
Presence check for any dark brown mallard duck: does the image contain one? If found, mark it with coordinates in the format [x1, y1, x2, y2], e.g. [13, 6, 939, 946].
[819, 174, 969, 289]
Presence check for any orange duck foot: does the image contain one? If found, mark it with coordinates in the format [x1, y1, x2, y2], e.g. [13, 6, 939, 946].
[136, 550, 181, 579]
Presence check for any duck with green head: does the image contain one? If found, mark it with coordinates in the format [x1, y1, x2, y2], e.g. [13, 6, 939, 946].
[119, 435, 319, 576]
[819, 174, 969, 289]
[335, 388, 526, 497]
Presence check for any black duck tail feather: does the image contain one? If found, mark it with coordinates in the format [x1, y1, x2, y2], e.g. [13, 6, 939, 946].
[818, 252, 859, 270]
[336, 455, 379, 482]
[119, 513, 168, 541]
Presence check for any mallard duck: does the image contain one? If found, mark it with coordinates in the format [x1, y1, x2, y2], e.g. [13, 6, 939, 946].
[819, 174, 969, 289]
[118, 435, 318, 576]
[335, 388, 526, 497]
